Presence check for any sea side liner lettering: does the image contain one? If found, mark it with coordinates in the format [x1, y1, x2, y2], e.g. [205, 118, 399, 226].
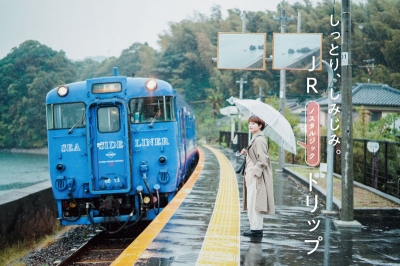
[135, 137, 169, 147]
[62, 138, 169, 152]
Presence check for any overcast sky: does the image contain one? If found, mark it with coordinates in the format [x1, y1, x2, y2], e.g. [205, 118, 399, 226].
[1, 0, 305, 61]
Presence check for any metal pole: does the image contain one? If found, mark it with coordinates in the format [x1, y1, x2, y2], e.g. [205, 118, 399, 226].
[340, 0, 354, 221]
[237, 11, 247, 133]
[322, 60, 335, 213]
[297, 11, 301, 33]
[385, 141, 388, 193]
[242, 11, 246, 33]
[363, 139, 367, 185]
[236, 77, 247, 132]
[274, 9, 293, 170]
[231, 117, 235, 141]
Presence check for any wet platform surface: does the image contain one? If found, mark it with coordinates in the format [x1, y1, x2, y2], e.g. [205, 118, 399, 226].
[116, 146, 400, 265]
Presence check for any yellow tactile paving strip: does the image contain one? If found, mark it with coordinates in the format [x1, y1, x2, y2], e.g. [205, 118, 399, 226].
[196, 145, 240, 265]
[111, 147, 205, 266]
[112, 145, 240, 265]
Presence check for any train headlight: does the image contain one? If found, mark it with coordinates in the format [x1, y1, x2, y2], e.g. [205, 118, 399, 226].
[143, 196, 151, 204]
[57, 86, 69, 97]
[145, 79, 157, 91]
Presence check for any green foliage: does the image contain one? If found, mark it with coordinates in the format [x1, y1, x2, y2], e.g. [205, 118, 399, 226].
[206, 88, 224, 119]
[74, 59, 101, 80]
[1, 1, 400, 149]
[107, 42, 158, 78]
[220, 135, 227, 148]
[196, 115, 220, 144]
[353, 106, 399, 141]
[0, 41, 77, 148]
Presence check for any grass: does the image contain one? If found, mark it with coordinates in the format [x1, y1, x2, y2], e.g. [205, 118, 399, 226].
[1, 225, 74, 266]
[287, 166, 400, 208]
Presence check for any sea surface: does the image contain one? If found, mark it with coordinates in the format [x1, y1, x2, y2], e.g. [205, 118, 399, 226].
[273, 42, 320, 68]
[218, 34, 265, 69]
[0, 151, 49, 196]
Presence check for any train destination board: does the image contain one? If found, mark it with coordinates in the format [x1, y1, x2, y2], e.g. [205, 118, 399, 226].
[92, 82, 122, 93]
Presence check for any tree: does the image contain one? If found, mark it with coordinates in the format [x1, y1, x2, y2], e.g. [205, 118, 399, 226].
[382, 30, 400, 73]
[74, 59, 101, 80]
[3, 0, 400, 148]
[205, 88, 223, 119]
[0, 40, 76, 148]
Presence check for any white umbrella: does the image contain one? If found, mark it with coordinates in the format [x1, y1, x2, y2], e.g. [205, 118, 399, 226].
[233, 98, 297, 155]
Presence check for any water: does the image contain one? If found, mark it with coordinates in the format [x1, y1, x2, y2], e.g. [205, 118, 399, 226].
[0, 151, 49, 196]
[218, 34, 265, 69]
[273, 34, 320, 68]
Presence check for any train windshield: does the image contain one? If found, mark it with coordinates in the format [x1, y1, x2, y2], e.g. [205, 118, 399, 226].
[97, 106, 120, 133]
[46, 103, 86, 130]
[129, 96, 174, 123]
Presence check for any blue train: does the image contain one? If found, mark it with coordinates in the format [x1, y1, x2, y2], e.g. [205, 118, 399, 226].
[46, 68, 197, 230]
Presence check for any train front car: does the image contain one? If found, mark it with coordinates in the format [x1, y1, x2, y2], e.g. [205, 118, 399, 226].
[46, 69, 197, 229]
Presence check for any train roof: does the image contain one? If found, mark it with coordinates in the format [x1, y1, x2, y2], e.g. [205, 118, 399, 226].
[46, 76, 176, 104]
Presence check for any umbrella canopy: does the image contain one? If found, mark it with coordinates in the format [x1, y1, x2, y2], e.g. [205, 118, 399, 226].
[233, 99, 297, 154]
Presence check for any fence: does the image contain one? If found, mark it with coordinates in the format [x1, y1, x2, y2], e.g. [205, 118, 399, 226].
[219, 131, 400, 199]
[353, 139, 400, 198]
[219, 131, 249, 152]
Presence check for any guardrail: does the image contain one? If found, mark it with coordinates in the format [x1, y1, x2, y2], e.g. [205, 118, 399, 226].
[219, 131, 400, 199]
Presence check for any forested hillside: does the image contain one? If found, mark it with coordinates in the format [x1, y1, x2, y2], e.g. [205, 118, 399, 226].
[0, 0, 399, 148]
[0, 41, 76, 148]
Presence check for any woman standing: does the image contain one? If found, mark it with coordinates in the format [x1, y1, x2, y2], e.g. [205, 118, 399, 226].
[240, 115, 275, 237]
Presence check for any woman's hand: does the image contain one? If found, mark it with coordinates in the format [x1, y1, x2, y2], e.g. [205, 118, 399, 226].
[240, 149, 247, 156]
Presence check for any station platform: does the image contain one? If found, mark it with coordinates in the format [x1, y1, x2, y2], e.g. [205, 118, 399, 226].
[112, 145, 400, 266]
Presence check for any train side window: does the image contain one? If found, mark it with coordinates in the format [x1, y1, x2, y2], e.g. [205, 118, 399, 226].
[129, 96, 174, 123]
[47, 103, 86, 130]
[97, 106, 120, 133]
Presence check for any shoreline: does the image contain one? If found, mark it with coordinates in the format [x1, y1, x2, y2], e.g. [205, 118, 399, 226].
[1, 148, 48, 155]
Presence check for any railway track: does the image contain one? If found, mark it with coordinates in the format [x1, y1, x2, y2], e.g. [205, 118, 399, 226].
[48, 158, 199, 266]
[55, 221, 150, 265]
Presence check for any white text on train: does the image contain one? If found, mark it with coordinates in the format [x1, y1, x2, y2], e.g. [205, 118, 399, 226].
[97, 141, 124, 150]
[61, 143, 81, 152]
[135, 138, 170, 147]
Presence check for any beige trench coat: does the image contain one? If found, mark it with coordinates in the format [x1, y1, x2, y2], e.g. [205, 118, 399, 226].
[243, 132, 275, 215]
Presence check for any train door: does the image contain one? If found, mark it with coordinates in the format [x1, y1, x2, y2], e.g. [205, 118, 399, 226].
[180, 110, 187, 171]
[88, 101, 131, 194]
